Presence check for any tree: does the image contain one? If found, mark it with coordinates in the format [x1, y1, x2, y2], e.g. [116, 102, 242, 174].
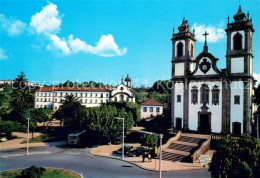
[10, 89, 34, 112]
[12, 71, 28, 90]
[140, 134, 158, 148]
[54, 94, 85, 130]
[209, 134, 260, 178]
[20, 165, 46, 178]
[63, 80, 74, 87]
[0, 121, 20, 138]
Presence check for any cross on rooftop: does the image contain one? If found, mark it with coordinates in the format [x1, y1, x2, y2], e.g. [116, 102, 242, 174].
[203, 31, 209, 46]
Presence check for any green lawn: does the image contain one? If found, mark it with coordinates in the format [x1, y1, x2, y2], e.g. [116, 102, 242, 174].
[21, 134, 61, 144]
[0, 168, 80, 178]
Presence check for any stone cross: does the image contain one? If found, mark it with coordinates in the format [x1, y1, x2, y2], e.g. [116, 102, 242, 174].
[203, 31, 209, 46]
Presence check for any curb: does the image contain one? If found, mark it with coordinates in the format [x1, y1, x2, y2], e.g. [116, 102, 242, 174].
[90, 150, 208, 172]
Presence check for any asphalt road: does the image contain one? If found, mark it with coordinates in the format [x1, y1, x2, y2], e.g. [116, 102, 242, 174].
[0, 146, 211, 178]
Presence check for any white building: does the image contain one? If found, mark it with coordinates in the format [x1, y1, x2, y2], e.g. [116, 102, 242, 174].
[35, 75, 135, 111]
[140, 98, 164, 119]
[171, 6, 256, 135]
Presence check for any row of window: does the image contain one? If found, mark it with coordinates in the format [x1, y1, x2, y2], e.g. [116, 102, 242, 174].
[143, 107, 160, 113]
[36, 105, 52, 108]
[176, 84, 240, 105]
[36, 98, 109, 104]
[36, 92, 109, 98]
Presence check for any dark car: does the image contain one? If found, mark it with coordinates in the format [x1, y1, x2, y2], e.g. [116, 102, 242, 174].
[116, 145, 133, 154]
[128, 146, 150, 157]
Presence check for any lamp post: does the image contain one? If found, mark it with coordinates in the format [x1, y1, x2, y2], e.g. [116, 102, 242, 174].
[115, 117, 124, 159]
[26, 118, 30, 155]
[138, 130, 163, 178]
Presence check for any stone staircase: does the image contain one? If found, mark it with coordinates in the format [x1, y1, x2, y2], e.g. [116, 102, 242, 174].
[161, 133, 209, 162]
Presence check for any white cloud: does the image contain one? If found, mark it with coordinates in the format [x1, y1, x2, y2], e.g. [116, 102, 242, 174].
[191, 23, 225, 43]
[30, 2, 61, 35]
[253, 73, 260, 86]
[68, 34, 127, 57]
[0, 14, 27, 36]
[0, 48, 7, 60]
[47, 34, 70, 55]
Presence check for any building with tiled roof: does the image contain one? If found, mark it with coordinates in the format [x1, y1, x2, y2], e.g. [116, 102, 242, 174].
[140, 98, 164, 119]
[34, 75, 135, 111]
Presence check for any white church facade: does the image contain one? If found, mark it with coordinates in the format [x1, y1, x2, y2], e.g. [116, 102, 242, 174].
[171, 6, 256, 135]
[35, 74, 135, 111]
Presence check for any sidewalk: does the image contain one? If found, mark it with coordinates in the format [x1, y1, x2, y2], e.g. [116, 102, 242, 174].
[0, 132, 66, 151]
[90, 144, 208, 171]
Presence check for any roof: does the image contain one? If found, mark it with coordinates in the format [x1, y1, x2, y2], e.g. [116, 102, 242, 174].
[140, 98, 164, 106]
[36, 87, 110, 92]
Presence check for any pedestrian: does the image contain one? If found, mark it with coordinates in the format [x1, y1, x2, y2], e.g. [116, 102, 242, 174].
[142, 153, 145, 162]
[148, 154, 151, 163]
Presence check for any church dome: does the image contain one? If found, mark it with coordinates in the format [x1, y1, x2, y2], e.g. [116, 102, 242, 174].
[233, 5, 246, 22]
[178, 17, 189, 33]
[125, 74, 131, 82]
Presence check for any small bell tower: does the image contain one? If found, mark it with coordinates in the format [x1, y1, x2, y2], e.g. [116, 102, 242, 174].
[171, 18, 196, 78]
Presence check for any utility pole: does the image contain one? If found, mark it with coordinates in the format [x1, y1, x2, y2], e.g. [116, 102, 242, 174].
[138, 130, 164, 178]
[26, 118, 30, 155]
[115, 117, 124, 159]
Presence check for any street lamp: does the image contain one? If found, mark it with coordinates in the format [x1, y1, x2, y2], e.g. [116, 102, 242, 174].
[138, 130, 163, 178]
[115, 117, 124, 159]
[26, 118, 30, 155]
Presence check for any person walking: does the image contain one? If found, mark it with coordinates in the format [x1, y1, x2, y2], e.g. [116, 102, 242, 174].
[142, 153, 145, 162]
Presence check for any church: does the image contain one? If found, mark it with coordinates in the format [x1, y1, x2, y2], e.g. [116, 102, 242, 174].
[171, 6, 256, 135]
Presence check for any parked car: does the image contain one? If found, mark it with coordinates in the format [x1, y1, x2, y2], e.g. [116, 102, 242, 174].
[128, 146, 150, 157]
[116, 145, 133, 154]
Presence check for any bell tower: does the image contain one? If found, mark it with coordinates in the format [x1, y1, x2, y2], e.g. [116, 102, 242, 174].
[226, 5, 254, 76]
[171, 18, 196, 78]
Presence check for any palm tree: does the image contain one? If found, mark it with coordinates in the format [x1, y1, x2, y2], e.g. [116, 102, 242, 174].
[10, 89, 34, 111]
[61, 94, 81, 108]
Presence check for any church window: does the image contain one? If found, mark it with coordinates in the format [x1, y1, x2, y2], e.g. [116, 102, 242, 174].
[200, 84, 209, 105]
[191, 86, 198, 104]
[234, 95, 240, 104]
[150, 107, 153, 112]
[191, 44, 194, 57]
[177, 42, 183, 57]
[120, 94, 124, 101]
[177, 95, 181, 102]
[143, 107, 147, 112]
[212, 86, 220, 105]
[120, 87, 124, 91]
[233, 32, 242, 50]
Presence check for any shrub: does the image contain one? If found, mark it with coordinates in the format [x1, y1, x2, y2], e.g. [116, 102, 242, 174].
[20, 165, 46, 178]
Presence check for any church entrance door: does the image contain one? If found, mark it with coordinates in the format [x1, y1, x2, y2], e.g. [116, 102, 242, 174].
[232, 122, 241, 135]
[199, 114, 211, 134]
[176, 118, 182, 130]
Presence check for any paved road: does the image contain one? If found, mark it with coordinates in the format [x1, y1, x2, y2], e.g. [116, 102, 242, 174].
[0, 146, 211, 178]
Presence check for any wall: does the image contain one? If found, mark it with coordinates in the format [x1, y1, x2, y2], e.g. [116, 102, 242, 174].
[231, 57, 244, 73]
[140, 105, 163, 119]
[175, 63, 184, 76]
[194, 57, 218, 76]
[230, 81, 244, 134]
[188, 81, 222, 133]
[174, 82, 184, 128]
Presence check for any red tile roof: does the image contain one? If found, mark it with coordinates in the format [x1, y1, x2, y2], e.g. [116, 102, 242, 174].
[140, 98, 164, 106]
[36, 87, 110, 92]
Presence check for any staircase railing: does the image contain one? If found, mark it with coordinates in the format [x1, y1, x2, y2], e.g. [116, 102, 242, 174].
[191, 134, 211, 163]
[161, 131, 181, 150]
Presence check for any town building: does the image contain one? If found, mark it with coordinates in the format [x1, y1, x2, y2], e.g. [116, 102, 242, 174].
[0, 80, 34, 86]
[171, 6, 256, 135]
[140, 98, 164, 119]
[34, 75, 135, 111]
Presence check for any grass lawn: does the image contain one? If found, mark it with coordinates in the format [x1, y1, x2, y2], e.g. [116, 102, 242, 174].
[0, 168, 80, 178]
[21, 134, 61, 144]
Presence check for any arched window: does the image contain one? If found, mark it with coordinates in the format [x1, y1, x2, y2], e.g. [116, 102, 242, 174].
[177, 42, 183, 57]
[191, 86, 198, 104]
[190, 44, 194, 57]
[212, 86, 220, 105]
[120, 94, 124, 101]
[200, 84, 209, 105]
[233, 32, 242, 50]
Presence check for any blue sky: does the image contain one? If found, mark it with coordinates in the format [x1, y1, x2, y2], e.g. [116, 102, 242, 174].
[0, 0, 260, 87]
